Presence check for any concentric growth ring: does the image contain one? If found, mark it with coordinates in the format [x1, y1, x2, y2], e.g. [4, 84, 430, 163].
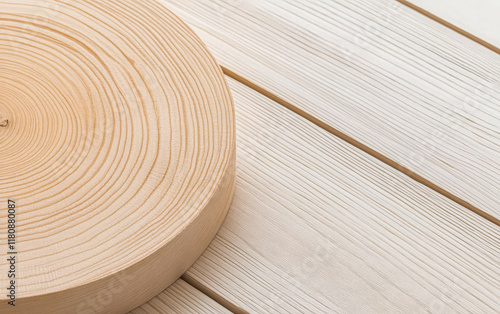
[0, 1, 236, 313]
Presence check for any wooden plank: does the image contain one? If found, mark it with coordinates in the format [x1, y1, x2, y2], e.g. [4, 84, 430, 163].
[399, 0, 500, 51]
[158, 0, 500, 221]
[181, 77, 500, 313]
[128, 280, 230, 314]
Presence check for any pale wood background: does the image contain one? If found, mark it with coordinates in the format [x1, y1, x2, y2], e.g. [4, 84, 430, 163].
[158, 0, 500, 222]
[131, 0, 500, 313]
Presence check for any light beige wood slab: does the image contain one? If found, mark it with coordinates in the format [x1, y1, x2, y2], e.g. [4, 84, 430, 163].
[399, 0, 500, 52]
[0, 0, 235, 313]
[158, 0, 500, 222]
[128, 280, 231, 314]
[179, 77, 500, 313]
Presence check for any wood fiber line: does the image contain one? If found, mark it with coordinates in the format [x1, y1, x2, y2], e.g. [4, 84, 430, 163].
[128, 279, 231, 314]
[397, 0, 500, 54]
[0, 0, 235, 313]
[159, 0, 500, 221]
[176, 77, 499, 313]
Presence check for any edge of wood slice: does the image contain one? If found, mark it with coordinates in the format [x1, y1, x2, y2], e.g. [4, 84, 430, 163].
[0, 0, 236, 313]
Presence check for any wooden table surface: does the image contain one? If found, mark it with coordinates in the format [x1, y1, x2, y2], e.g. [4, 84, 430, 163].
[131, 0, 500, 312]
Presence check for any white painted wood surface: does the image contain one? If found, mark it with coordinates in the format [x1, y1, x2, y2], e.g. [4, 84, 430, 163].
[129, 280, 230, 314]
[179, 77, 500, 313]
[404, 0, 500, 49]
[159, 0, 500, 220]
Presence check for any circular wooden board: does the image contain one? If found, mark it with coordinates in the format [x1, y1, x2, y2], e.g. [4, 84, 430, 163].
[0, 1, 236, 313]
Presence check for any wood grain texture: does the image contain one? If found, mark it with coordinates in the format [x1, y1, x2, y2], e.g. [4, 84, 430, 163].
[181, 77, 500, 313]
[0, 1, 235, 313]
[399, 0, 500, 51]
[158, 0, 500, 221]
[128, 280, 231, 314]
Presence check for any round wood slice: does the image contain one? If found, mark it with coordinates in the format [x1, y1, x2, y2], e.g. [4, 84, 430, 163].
[0, 0, 236, 313]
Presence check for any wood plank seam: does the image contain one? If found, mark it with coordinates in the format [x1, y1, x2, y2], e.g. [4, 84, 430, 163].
[181, 273, 249, 314]
[127, 279, 232, 313]
[221, 66, 500, 227]
[396, 0, 500, 54]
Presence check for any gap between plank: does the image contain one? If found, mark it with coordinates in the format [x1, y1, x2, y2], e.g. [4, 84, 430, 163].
[396, 0, 500, 54]
[222, 66, 500, 227]
[181, 273, 250, 314]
